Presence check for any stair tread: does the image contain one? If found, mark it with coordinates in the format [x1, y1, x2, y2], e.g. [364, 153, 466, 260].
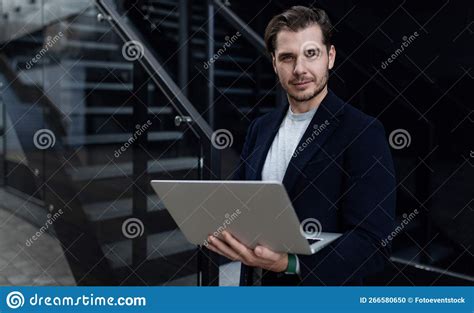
[84, 106, 172, 115]
[68, 157, 199, 181]
[63, 131, 182, 145]
[84, 195, 166, 221]
[103, 229, 196, 269]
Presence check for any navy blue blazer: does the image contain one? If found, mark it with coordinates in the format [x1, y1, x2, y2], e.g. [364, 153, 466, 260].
[233, 89, 396, 286]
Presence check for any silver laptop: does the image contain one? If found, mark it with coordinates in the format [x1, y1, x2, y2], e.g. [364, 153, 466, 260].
[150, 180, 341, 255]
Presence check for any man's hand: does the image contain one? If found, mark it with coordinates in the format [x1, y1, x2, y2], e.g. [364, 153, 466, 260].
[206, 231, 288, 273]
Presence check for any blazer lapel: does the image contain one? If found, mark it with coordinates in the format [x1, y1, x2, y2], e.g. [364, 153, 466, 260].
[282, 90, 345, 194]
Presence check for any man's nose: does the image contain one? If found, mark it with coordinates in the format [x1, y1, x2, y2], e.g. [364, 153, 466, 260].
[293, 57, 307, 76]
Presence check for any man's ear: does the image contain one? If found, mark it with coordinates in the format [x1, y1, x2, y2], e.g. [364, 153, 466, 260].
[328, 45, 336, 70]
[272, 53, 278, 74]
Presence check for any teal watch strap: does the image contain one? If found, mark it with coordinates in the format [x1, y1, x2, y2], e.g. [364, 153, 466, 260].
[285, 254, 297, 274]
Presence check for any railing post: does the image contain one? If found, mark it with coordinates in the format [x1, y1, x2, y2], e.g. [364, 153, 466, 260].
[198, 140, 221, 286]
[0, 81, 4, 186]
[131, 62, 149, 271]
[178, 0, 189, 97]
[207, 0, 215, 129]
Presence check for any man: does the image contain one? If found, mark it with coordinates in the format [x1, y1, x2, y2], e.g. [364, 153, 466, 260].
[205, 6, 396, 286]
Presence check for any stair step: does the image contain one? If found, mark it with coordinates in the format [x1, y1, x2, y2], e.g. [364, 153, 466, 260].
[103, 229, 196, 269]
[217, 87, 276, 96]
[59, 82, 157, 91]
[60, 81, 132, 91]
[84, 106, 172, 115]
[157, 20, 230, 37]
[62, 21, 110, 34]
[62, 59, 133, 70]
[145, 7, 206, 22]
[193, 51, 253, 63]
[66, 39, 119, 51]
[16, 37, 119, 51]
[84, 195, 165, 222]
[113, 249, 198, 285]
[68, 157, 199, 181]
[63, 131, 182, 146]
[214, 69, 272, 79]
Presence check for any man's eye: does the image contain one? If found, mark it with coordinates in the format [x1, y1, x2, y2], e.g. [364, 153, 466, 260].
[305, 49, 320, 58]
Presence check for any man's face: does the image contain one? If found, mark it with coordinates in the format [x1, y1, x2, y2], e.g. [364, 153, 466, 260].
[272, 25, 336, 102]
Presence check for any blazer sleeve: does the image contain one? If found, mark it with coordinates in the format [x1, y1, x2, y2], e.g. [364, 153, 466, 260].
[298, 118, 396, 285]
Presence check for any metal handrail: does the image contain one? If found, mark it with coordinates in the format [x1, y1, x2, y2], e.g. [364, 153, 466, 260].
[95, 0, 222, 286]
[95, 0, 215, 143]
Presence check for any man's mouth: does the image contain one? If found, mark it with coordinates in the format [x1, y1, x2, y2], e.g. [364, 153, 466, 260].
[291, 80, 314, 88]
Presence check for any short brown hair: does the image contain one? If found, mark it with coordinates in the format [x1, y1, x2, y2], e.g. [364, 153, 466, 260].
[264, 6, 334, 55]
